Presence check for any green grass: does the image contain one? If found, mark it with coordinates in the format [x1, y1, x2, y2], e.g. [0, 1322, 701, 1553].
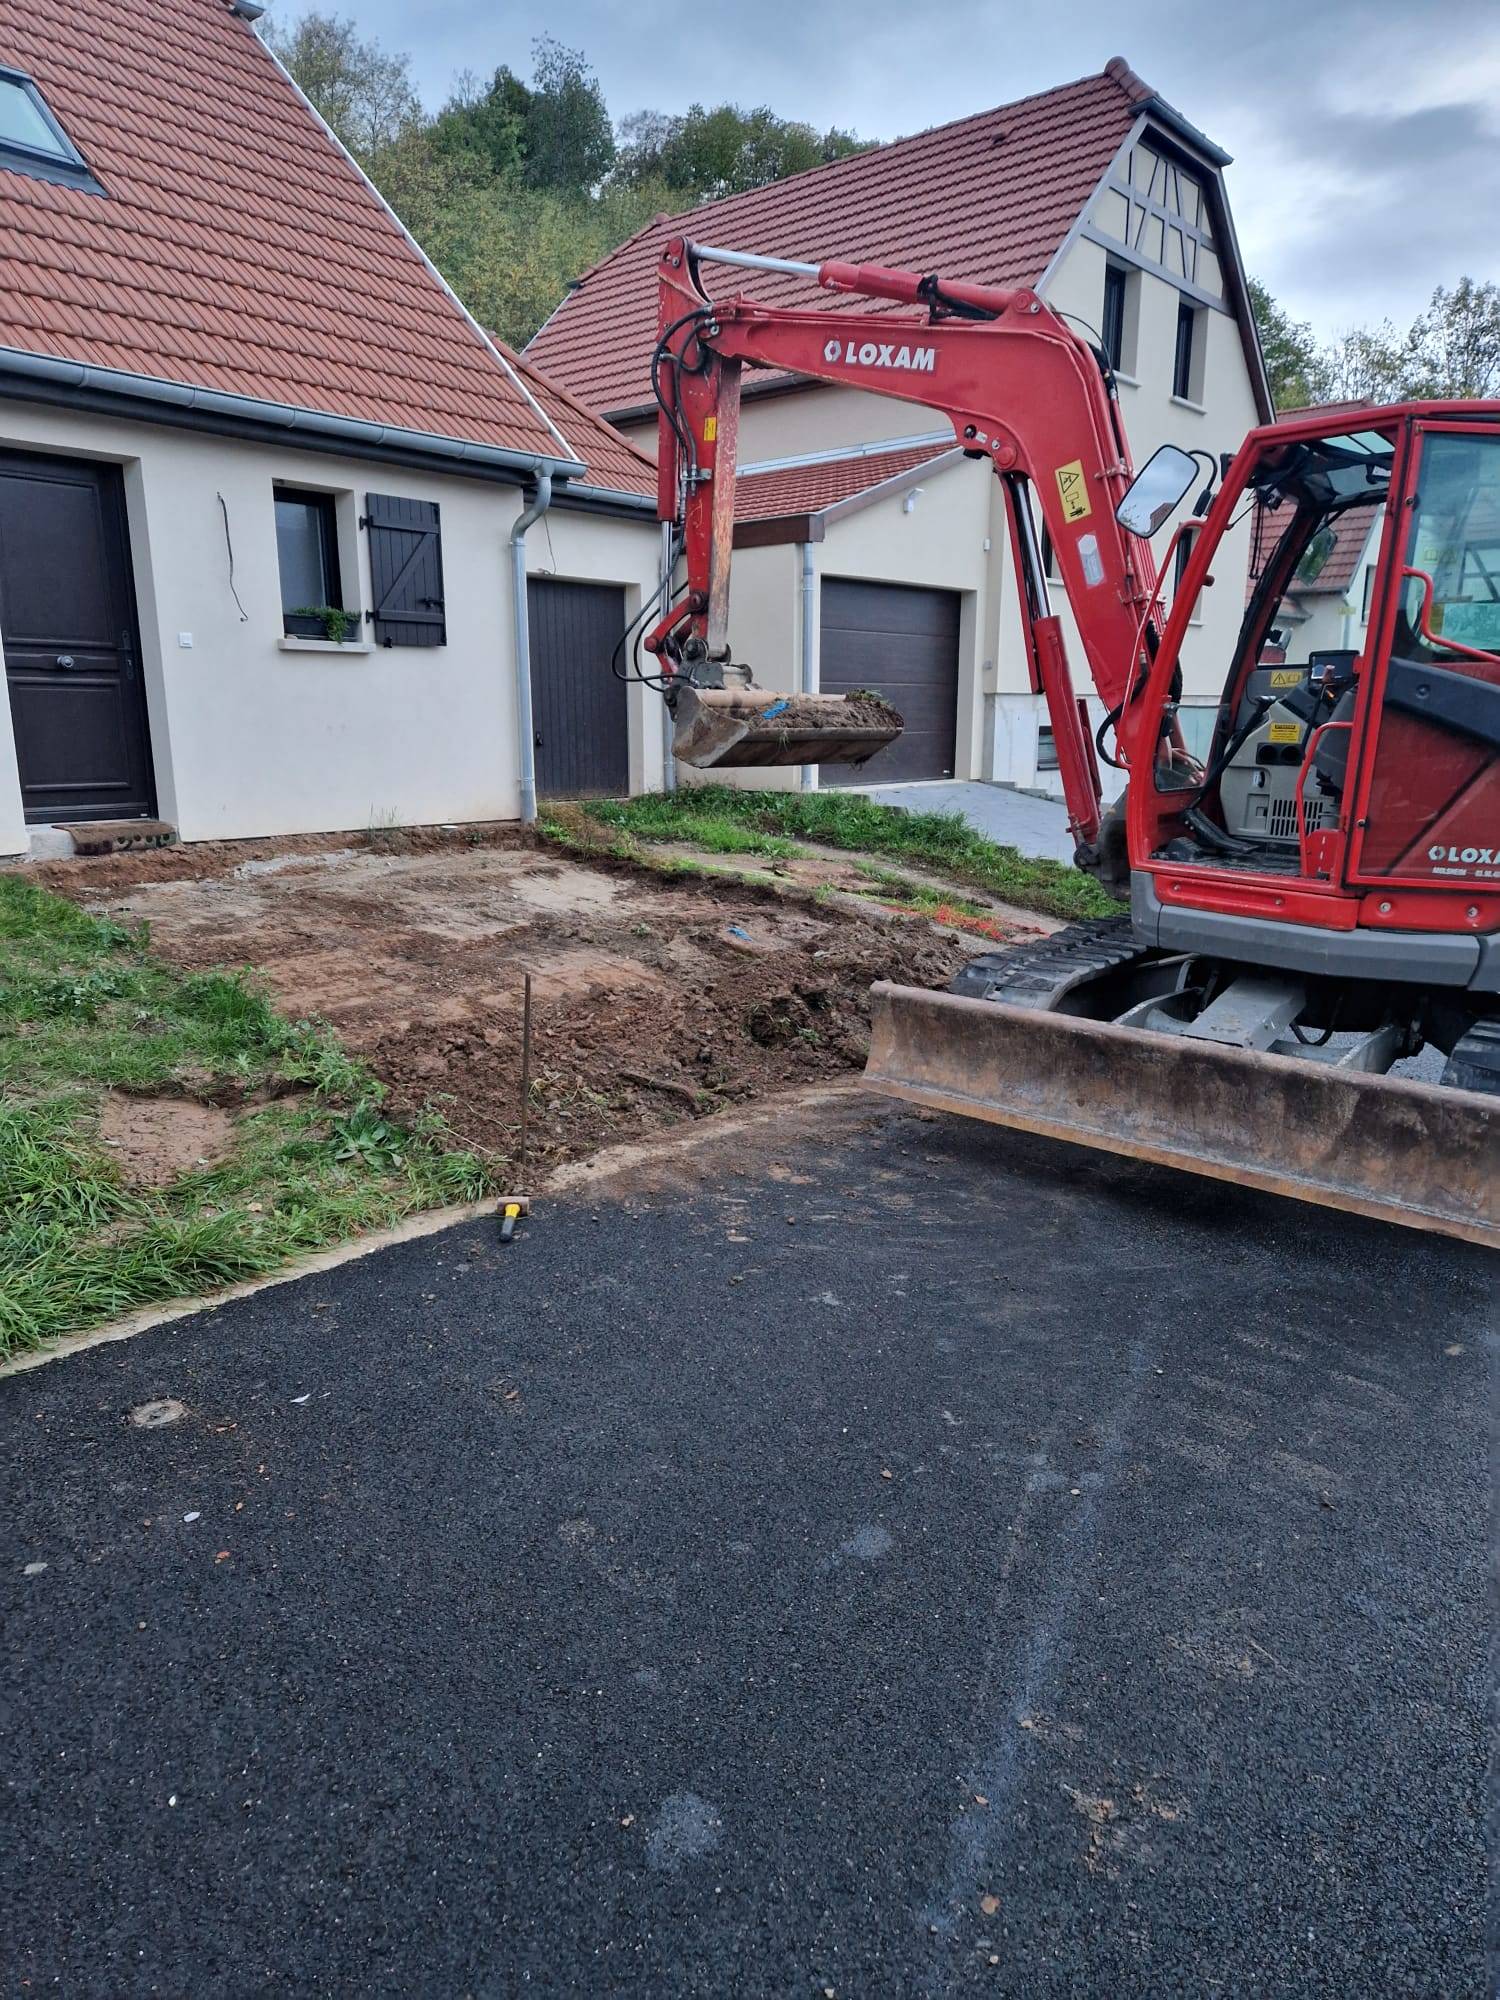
[0, 876, 495, 1357]
[578, 785, 1120, 922]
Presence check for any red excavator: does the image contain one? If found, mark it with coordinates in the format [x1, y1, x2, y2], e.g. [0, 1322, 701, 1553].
[637, 237, 1499, 1246]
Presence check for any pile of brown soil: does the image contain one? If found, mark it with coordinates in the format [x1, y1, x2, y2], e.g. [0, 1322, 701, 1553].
[58, 836, 984, 1176]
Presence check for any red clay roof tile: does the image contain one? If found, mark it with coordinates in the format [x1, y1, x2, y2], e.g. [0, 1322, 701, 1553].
[500, 345, 656, 499]
[735, 442, 956, 521]
[528, 64, 1145, 417]
[0, 0, 638, 475]
[1248, 494, 1385, 600]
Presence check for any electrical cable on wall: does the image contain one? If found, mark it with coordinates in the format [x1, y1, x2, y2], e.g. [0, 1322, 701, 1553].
[218, 492, 249, 622]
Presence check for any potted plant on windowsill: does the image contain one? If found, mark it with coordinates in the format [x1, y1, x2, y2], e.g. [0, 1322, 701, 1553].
[285, 606, 363, 643]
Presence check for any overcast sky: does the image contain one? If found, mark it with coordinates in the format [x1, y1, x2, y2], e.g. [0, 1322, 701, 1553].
[318, 0, 1498, 337]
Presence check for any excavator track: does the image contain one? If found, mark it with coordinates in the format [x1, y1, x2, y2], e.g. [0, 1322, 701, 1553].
[948, 916, 1146, 1010]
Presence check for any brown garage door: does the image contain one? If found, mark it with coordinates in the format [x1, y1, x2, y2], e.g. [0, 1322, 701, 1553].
[528, 578, 629, 797]
[819, 578, 959, 786]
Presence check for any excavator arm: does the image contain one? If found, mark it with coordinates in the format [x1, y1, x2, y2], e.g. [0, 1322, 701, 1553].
[644, 238, 1165, 853]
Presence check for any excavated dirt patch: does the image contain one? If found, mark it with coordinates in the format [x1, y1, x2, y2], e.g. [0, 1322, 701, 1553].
[96, 1092, 237, 1189]
[49, 836, 1004, 1174]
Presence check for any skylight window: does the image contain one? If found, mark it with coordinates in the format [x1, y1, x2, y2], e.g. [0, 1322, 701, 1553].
[0, 67, 100, 192]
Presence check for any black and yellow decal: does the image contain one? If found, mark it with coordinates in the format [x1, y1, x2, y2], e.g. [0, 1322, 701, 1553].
[1055, 460, 1092, 524]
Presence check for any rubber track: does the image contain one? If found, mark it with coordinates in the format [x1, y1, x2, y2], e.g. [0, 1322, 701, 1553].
[948, 916, 1148, 1010]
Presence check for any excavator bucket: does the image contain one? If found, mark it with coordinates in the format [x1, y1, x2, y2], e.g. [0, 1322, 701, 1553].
[865, 983, 1500, 1248]
[671, 687, 903, 771]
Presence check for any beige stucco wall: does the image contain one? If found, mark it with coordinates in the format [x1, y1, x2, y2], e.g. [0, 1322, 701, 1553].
[618, 384, 948, 466]
[674, 459, 991, 793]
[0, 400, 658, 855]
[674, 538, 804, 793]
[1040, 233, 1260, 725]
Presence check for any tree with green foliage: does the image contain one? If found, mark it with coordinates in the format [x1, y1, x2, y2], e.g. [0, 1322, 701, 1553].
[1251, 275, 1498, 410]
[427, 38, 615, 196]
[1317, 320, 1412, 405]
[522, 37, 615, 194]
[260, 9, 421, 159]
[613, 102, 866, 201]
[1246, 277, 1330, 410]
[426, 66, 527, 181]
[1404, 278, 1500, 399]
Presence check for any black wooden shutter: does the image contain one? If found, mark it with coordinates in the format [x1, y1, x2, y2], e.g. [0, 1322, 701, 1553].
[364, 494, 446, 647]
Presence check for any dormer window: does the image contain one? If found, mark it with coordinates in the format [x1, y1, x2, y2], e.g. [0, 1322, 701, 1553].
[0, 67, 100, 193]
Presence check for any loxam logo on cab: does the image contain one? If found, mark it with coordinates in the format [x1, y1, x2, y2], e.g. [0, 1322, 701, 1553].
[1428, 842, 1500, 877]
[823, 337, 936, 372]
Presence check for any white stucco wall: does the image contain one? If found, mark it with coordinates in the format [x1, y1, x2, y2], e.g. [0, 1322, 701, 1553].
[679, 460, 991, 792]
[0, 400, 658, 853]
[674, 538, 804, 793]
[815, 458, 992, 785]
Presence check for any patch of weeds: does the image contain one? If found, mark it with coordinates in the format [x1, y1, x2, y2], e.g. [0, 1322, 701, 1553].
[329, 1103, 406, 1172]
[367, 807, 404, 850]
[581, 785, 1119, 922]
[0, 875, 496, 1357]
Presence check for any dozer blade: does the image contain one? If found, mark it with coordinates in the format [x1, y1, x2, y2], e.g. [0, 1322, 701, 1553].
[671, 687, 902, 770]
[865, 983, 1500, 1248]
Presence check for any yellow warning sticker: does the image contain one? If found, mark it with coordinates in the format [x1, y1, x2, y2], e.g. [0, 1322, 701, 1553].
[703, 416, 718, 442]
[1268, 668, 1304, 690]
[1055, 460, 1092, 523]
[1267, 720, 1302, 745]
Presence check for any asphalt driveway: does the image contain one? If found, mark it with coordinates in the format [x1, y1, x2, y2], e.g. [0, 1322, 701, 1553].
[2, 1091, 1488, 1997]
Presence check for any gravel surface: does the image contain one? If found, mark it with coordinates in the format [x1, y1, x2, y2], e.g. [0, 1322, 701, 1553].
[3, 1093, 1488, 1997]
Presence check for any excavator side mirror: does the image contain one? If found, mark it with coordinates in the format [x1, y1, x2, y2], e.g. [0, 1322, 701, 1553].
[1117, 444, 1198, 538]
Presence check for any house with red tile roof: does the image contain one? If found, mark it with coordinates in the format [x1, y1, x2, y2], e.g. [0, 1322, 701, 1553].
[1249, 494, 1389, 666]
[0, 0, 660, 857]
[529, 58, 1272, 795]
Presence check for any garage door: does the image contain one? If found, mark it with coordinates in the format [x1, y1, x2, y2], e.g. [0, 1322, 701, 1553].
[528, 579, 629, 797]
[819, 578, 960, 785]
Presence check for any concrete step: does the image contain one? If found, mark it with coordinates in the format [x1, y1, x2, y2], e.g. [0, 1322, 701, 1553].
[40, 819, 178, 858]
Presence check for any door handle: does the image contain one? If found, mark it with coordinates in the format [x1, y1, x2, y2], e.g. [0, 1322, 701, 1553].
[55, 654, 75, 671]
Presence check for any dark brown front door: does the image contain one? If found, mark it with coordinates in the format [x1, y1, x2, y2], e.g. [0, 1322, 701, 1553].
[0, 451, 154, 823]
[529, 578, 629, 797]
[819, 577, 960, 786]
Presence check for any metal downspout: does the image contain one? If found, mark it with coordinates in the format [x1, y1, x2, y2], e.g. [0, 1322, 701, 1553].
[799, 540, 817, 793]
[510, 473, 553, 825]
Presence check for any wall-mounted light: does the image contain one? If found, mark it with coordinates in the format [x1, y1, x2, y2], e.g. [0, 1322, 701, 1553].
[902, 486, 924, 515]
